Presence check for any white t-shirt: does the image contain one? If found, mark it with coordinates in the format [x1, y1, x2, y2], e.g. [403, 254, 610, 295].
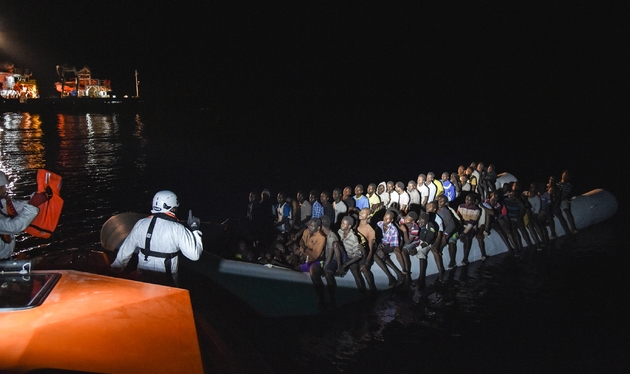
[387, 191, 399, 208]
[426, 182, 437, 203]
[418, 184, 429, 206]
[409, 189, 421, 205]
[300, 200, 312, 222]
[398, 191, 410, 210]
[379, 192, 390, 207]
[333, 200, 347, 223]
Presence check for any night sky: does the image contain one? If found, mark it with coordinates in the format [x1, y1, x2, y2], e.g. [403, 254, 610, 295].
[1, 2, 624, 120]
[1, 1, 627, 182]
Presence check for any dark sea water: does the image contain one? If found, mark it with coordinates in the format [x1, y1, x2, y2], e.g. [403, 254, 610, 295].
[1, 107, 628, 373]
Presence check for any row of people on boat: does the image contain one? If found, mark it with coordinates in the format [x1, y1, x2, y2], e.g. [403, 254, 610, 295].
[0, 163, 578, 300]
[222, 163, 580, 305]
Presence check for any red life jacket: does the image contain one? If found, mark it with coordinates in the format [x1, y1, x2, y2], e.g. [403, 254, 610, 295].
[25, 170, 64, 239]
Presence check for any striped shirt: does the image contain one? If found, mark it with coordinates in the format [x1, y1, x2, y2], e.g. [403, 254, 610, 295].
[457, 203, 481, 227]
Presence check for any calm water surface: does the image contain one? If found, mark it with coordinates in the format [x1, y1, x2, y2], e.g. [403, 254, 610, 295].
[1, 110, 628, 373]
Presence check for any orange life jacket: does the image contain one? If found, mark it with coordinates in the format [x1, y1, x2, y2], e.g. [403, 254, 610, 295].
[25, 169, 64, 239]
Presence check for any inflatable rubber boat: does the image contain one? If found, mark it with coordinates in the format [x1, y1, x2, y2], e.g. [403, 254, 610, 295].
[101, 185, 618, 317]
[183, 187, 617, 316]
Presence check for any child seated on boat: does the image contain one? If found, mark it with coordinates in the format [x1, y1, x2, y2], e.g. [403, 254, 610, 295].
[238, 240, 257, 262]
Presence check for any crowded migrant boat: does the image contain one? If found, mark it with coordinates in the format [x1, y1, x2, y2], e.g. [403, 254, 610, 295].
[212, 162, 590, 307]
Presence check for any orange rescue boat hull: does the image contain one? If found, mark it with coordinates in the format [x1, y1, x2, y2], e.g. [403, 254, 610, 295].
[0, 270, 203, 373]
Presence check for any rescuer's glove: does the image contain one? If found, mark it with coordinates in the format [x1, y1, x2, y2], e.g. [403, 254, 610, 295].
[28, 192, 49, 207]
[187, 210, 201, 231]
[45, 185, 54, 199]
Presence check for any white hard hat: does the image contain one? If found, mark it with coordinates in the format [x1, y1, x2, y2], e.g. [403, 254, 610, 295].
[151, 190, 179, 213]
[0, 171, 8, 186]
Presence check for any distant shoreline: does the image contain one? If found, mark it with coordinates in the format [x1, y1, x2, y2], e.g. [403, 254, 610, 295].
[0, 97, 144, 113]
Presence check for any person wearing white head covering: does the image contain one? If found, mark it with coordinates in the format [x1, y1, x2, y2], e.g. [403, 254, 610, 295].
[377, 181, 389, 208]
[111, 190, 202, 286]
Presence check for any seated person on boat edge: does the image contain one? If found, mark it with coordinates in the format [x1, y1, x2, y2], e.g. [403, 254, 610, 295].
[226, 161, 587, 279]
[337, 215, 375, 295]
[309, 215, 339, 306]
[374, 210, 404, 287]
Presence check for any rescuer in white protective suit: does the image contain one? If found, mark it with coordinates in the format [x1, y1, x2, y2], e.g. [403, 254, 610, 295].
[111, 190, 203, 286]
[0, 171, 50, 259]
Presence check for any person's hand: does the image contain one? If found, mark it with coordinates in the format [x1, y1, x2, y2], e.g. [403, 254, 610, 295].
[187, 210, 201, 231]
[337, 265, 346, 277]
[409, 246, 418, 256]
[28, 192, 48, 207]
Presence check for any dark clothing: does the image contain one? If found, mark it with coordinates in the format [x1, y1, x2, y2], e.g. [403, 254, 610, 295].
[557, 181, 575, 200]
[344, 197, 356, 209]
[419, 220, 439, 246]
[322, 203, 335, 224]
[503, 198, 522, 220]
[437, 207, 457, 239]
[252, 199, 275, 243]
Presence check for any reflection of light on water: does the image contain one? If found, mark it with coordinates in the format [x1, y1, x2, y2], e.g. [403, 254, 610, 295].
[83, 113, 118, 172]
[55, 113, 124, 221]
[0, 112, 44, 193]
[376, 299, 398, 325]
[20, 113, 45, 171]
[133, 113, 148, 172]
[53, 112, 150, 248]
[1, 112, 48, 253]
[56, 113, 119, 174]
[134, 114, 145, 140]
[0, 112, 151, 253]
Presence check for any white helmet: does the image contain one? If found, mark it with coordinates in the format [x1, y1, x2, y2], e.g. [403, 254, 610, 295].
[0, 171, 8, 186]
[151, 190, 179, 213]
